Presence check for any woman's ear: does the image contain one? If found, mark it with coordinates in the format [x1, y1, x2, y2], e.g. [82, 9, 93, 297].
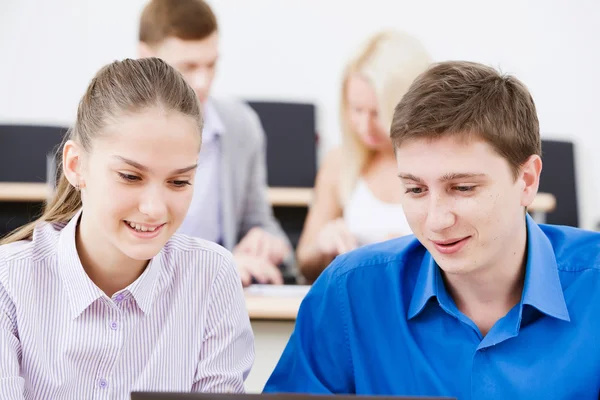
[62, 140, 85, 190]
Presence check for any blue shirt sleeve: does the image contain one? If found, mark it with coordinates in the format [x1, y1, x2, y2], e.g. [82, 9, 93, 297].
[262, 264, 354, 393]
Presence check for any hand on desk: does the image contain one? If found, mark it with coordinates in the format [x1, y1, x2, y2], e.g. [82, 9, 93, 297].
[316, 218, 358, 257]
[233, 227, 291, 287]
[233, 253, 283, 287]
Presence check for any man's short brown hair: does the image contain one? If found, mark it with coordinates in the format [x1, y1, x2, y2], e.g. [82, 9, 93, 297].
[139, 0, 218, 46]
[391, 61, 541, 178]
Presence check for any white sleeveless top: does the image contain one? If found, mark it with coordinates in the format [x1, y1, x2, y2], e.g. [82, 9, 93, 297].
[344, 179, 412, 246]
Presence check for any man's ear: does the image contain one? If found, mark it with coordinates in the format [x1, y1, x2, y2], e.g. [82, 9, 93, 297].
[520, 154, 542, 208]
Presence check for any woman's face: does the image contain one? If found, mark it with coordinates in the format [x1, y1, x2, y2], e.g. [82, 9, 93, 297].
[346, 74, 391, 151]
[64, 107, 200, 265]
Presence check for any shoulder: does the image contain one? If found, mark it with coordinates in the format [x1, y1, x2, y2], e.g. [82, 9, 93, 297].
[0, 220, 61, 264]
[211, 97, 263, 134]
[160, 234, 245, 309]
[540, 224, 600, 272]
[298, 235, 425, 327]
[160, 233, 238, 283]
[319, 234, 425, 287]
[540, 224, 600, 328]
[0, 221, 61, 293]
[0, 239, 34, 267]
[315, 147, 343, 185]
[321, 147, 343, 171]
[162, 233, 234, 267]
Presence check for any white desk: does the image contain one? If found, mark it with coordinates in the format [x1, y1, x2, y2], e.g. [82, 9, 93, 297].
[0, 182, 52, 202]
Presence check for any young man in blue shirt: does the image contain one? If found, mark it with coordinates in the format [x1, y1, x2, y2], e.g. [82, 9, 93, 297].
[263, 61, 600, 399]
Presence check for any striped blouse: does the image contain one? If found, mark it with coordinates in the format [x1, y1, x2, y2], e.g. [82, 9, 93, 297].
[0, 209, 254, 399]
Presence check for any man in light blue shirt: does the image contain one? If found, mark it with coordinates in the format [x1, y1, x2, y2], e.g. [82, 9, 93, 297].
[264, 61, 600, 398]
[138, 0, 294, 285]
[177, 100, 223, 244]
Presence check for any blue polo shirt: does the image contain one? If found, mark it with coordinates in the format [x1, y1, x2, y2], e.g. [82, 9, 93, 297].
[263, 216, 600, 399]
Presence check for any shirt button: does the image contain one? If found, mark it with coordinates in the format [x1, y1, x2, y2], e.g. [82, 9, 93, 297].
[110, 321, 118, 330]
[115, 294, 124, 302]
[98, 378, 108, 389]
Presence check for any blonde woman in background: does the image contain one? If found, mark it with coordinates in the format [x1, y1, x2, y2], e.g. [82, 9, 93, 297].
[296, 31, 432, 282]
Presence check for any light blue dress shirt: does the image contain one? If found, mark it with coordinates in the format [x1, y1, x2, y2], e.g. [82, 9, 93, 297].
[264, 215, 600, 399]
[177, 100, 224, 244]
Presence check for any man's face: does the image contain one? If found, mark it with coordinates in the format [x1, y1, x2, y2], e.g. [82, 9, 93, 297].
[141, 32, 219, 104]
[396, 135, 541, 277]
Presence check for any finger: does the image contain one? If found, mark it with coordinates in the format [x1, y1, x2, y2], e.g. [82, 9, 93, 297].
[341, 229, 358, 251]
[320, 234, 339, 256]
[334, 234, 349, 255]
[267, 238, 288, 265]
[238, 229, 259, 254]
[238, 267, 252, 287]
[334, 228, 357, 254]
[262, 262, 284, 285]
[255, 233, 270, 261]
[244, 258, 271, 284]
[276, 238, 291, 257]
[335, 220, 357, 250]
[281, 240, 292, 257]
[236, 231, 251, 249]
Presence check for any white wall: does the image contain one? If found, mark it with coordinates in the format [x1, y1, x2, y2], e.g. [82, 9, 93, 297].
[2, 0, 599, 228]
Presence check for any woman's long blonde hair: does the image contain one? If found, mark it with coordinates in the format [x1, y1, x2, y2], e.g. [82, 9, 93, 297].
[338, 30, 432, 205]
[1, 57, 202, 245]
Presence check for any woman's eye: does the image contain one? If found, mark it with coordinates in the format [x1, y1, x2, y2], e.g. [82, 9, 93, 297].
[172, 180, 192, 188]
[118, 173, 140, 182]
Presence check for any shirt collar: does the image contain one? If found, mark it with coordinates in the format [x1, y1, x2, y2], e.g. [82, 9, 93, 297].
[521, 215, 570, 321]
[407, 250, 445, 320]
[408, 214, 570, 322]
[202, 99, 225, 143]
[124, 250, 163, 315]
[57, 209, 104, 320]
[57, 209, 164, 319]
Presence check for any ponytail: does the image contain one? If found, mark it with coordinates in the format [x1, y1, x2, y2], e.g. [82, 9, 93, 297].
[0, 157, 81, 245]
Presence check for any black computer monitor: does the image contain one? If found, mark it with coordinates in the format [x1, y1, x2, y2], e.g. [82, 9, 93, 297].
[131, 393, 454, 400]
[246, 101, 317, 188]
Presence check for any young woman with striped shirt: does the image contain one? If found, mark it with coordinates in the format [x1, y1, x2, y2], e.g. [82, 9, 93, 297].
[0, 57, 254, 399]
